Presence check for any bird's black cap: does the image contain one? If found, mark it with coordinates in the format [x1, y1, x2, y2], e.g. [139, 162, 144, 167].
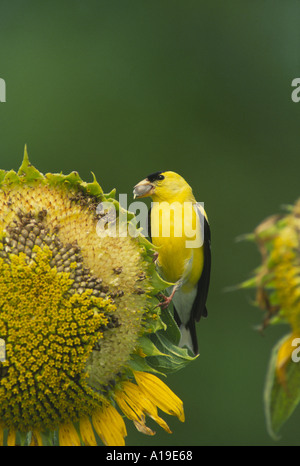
[146, 171, 165, 182]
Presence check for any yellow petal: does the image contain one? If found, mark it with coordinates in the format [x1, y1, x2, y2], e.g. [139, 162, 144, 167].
[133, 417, 156, 436]
[30, 430, 43, 446]
[276, 333, 299, 387]
[92, 404, 127, 446]
[115, 393, 141, 422]
[0, 423, 4, 446]
[58, 422, 81, 446]
[79, 416, 97, 446]
[134, 371, 185, 422]
[104, 404, 127, 439]
[148, 411, 172, 434]
[7, 428, 16, 446]
[115, 382, 157, 435]
[118, 381, 172, 434]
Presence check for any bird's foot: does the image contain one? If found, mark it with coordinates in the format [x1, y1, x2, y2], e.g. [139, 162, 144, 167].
[156, 293, 173, 310]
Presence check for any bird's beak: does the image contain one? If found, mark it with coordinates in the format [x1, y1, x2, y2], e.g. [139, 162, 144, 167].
[133, 179, 154, 199]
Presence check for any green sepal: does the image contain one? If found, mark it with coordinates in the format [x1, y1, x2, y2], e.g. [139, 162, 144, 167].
[138, 335, 167, 358]
[147, 266, 172, 295]
[239, 276, 258, 289]
[0, 169, 7, 185]
[59, 171, 83, 185]
[138, 234, 155, 252]
[267, 308, 289, 326]
[127, 353, 166, 377]
[3, 170, 21, 186]
[80, 172, 104, 198]
[26, 431, 33, 446]
[104, 187, 116, 199]
[2, 428, 8, 446]
[264, 334, 300, 439]
[46, 171, 104, 199]
[18, 145, 44, 182]
[142, 304, 166, 334]
[72, 420, 85, 446]
[40, 429, 58, 446]
[45, 172, 67, 185]
[16, 430, 31, 446]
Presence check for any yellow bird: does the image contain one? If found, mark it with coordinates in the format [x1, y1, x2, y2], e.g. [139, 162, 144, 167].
[133, 171, 211, 355]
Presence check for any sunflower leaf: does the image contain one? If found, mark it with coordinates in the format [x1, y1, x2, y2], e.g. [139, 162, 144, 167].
[146, 331, 197, 374]
[128, 353, 165, 376]
[160, 307, 181, 345]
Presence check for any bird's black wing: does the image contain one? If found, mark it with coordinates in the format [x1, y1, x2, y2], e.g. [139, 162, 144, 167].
[191, 209, 211, 323]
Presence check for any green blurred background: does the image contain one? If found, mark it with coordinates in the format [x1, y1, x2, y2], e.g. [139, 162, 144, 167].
[1, 0, 300, 446]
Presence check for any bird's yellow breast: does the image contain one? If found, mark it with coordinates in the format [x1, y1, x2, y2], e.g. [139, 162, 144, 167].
[151, 201, 204, 288]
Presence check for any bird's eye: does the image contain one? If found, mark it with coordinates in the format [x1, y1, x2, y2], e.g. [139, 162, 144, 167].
[157, 174, 165, 181]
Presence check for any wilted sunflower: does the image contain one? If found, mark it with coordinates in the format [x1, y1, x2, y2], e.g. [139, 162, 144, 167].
[0, 148, 195, 446]
[242, 199, 300, 437]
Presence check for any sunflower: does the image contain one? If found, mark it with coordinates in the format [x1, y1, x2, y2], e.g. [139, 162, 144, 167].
[242, 199, 300, 437]
[0, 147, 195, 446]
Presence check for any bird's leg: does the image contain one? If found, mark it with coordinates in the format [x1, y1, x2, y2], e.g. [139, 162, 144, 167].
[152, 251, 159, 263]
[157, 284, 178, 310]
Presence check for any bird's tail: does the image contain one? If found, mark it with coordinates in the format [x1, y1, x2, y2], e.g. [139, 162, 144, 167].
[178, 321, 198, 356]
[173, 305, 199, 355]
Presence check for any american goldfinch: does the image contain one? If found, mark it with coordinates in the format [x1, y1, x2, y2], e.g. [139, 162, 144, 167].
[133, 171, 211, 355]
